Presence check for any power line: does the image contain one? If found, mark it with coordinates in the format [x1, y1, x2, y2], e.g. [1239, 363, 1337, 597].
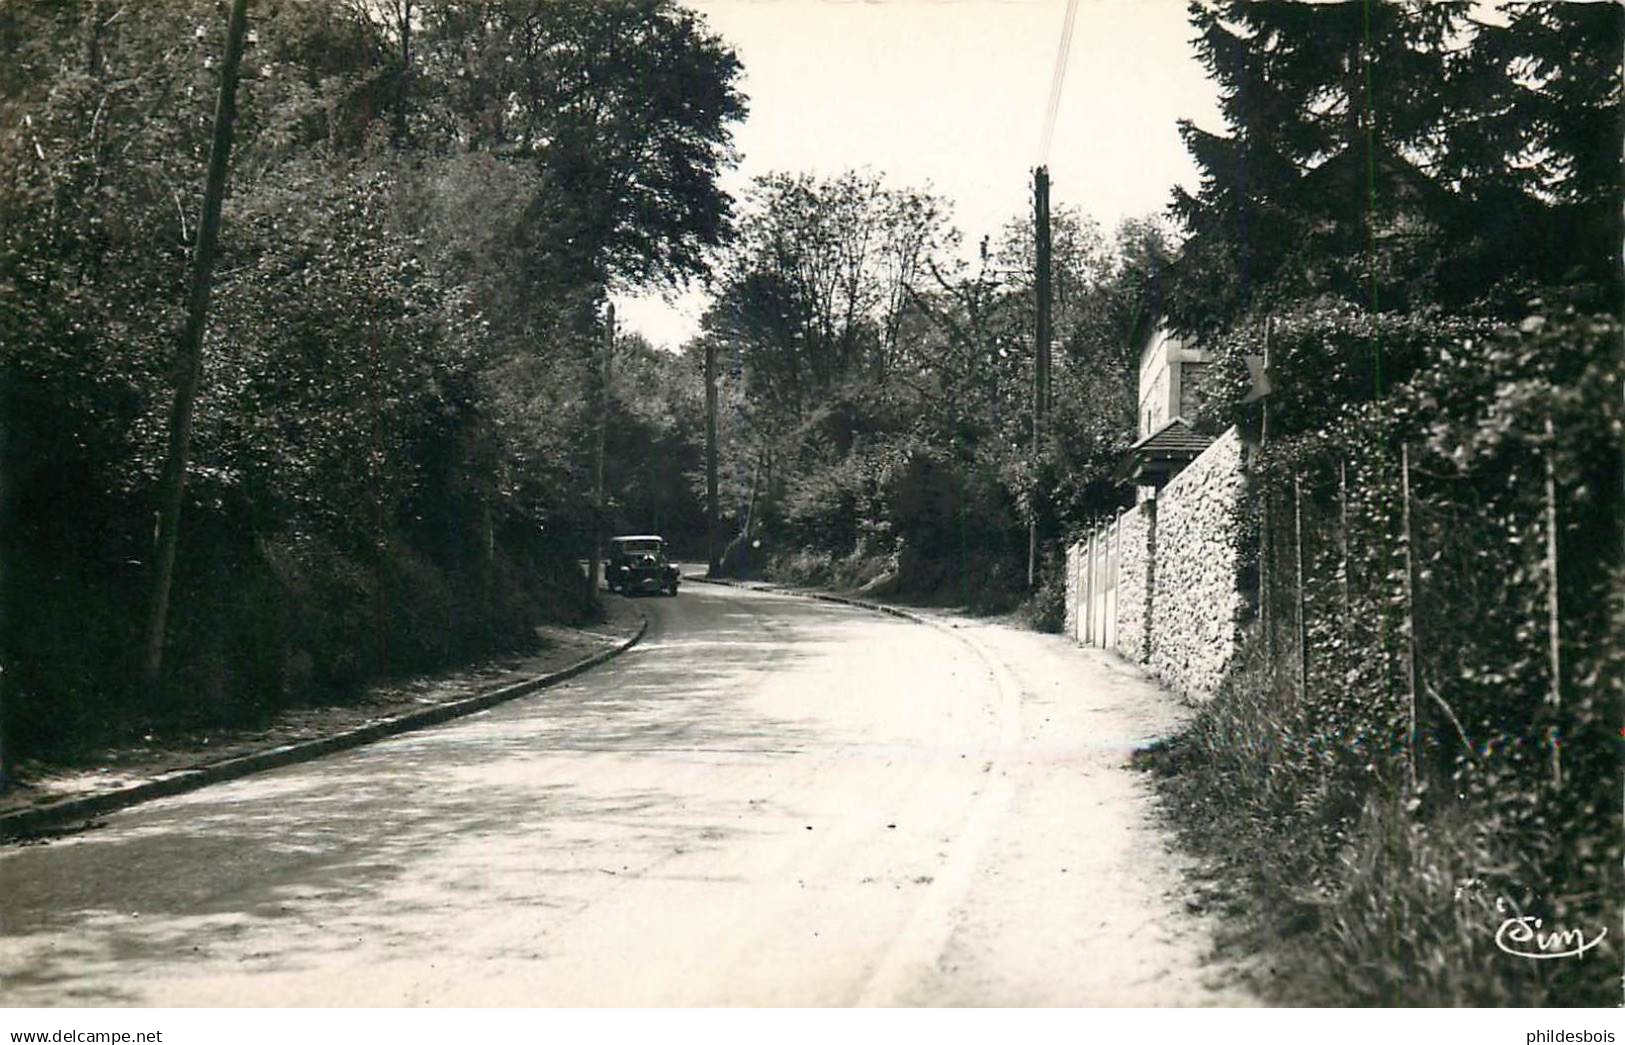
[1038, 0, 1081, 163]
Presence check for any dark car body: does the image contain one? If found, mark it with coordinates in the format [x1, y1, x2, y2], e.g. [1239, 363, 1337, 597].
[606, 535, 680, 596]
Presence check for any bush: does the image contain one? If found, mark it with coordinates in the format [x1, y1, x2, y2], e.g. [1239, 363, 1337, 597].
[765, 548, 835, 587]
[1016, 543, 1069, 633]
[766, 546, 898, 594]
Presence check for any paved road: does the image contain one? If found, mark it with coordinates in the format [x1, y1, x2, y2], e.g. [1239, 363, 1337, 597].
[0, 583, 1245, 1006]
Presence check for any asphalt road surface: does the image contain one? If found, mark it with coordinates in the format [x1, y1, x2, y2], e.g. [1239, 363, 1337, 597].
[0, 582, 1246, 1006]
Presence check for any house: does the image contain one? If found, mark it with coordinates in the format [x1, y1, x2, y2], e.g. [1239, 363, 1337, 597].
[1117, 324, 1216, 492]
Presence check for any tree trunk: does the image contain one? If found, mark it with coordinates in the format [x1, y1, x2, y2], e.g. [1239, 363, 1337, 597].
[368, 327, 389, 676]
[393, 0, 412, 145]
[1293, 472, 1307, 699]
[1399, 443, 1420, 792]
[85, 0, 104, 76]
[141, 0, 252, 697]
[483, 494, 495, 639]
[705, 338, 719, 577]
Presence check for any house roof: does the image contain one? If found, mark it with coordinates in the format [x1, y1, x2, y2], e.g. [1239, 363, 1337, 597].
[1115, 416, 1215, 486]
[1130, 416, 1213, 456]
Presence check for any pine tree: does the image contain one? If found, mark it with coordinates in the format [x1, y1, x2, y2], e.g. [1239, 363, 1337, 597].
[1170, 1, 1622, 328]
[1168, 1, 1474, 330]
[1445, 2, 1624, 311]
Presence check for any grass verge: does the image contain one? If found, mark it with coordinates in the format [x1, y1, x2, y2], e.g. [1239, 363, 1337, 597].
[1135, 640, 1620, 1006]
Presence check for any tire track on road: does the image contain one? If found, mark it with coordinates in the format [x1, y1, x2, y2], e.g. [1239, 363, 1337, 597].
[830, 614, 1028, 1005]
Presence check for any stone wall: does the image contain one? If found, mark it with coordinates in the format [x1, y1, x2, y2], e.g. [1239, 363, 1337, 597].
[1148, 427, 1249, 701]
[1114, 500, 1155, 664]
[1059, 426, 1249, 699]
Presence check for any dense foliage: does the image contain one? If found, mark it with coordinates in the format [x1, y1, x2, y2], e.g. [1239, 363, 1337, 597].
[1153, 306, 1621, 1005]
[700, 171, 1169, 613]
[1169, 1, 1621, 331]
[0, 0, 741, 768]
[1145, 0, 1622, 1005]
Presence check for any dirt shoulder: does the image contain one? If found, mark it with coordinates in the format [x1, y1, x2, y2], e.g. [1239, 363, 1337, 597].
[1, 597, 645, 837]
[688, 572, 1254, 1003]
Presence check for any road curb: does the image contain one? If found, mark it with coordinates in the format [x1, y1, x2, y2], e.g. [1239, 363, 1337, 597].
[0, 611, 649, 843]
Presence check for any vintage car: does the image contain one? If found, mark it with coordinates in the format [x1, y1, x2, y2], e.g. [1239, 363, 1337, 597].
[606, 534, 680, 596]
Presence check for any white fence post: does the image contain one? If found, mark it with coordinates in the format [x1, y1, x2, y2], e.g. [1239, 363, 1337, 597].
[1083, 527, 1095, 645]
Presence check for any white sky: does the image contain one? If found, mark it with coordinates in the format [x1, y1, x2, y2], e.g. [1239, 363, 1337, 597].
[614, 0, 1223, 348]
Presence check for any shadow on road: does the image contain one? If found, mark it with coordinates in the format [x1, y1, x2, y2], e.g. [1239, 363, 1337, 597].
[0, 586, 860, 1003]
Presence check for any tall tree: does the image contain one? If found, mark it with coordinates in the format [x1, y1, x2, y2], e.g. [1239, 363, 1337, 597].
[411, 0, 747, 293]
[1443, 2, 1624, 310]
[708, 171, 950, 423]
[0, 0, 746, 762]
[1168, 1, 1474, 331]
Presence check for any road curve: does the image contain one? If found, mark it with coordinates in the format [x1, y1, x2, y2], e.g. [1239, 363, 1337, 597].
[0, 583, 1245, 1006]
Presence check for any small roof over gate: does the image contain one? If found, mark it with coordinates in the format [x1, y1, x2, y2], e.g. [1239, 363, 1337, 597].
[1115, 416, 1214, 488]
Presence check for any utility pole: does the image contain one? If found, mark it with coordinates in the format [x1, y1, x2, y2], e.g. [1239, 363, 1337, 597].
[705, 337, 720, 577]
[590, 303, 613, 598]
[1028, 165, 1053, 590]
[142, 0, 251, 696]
